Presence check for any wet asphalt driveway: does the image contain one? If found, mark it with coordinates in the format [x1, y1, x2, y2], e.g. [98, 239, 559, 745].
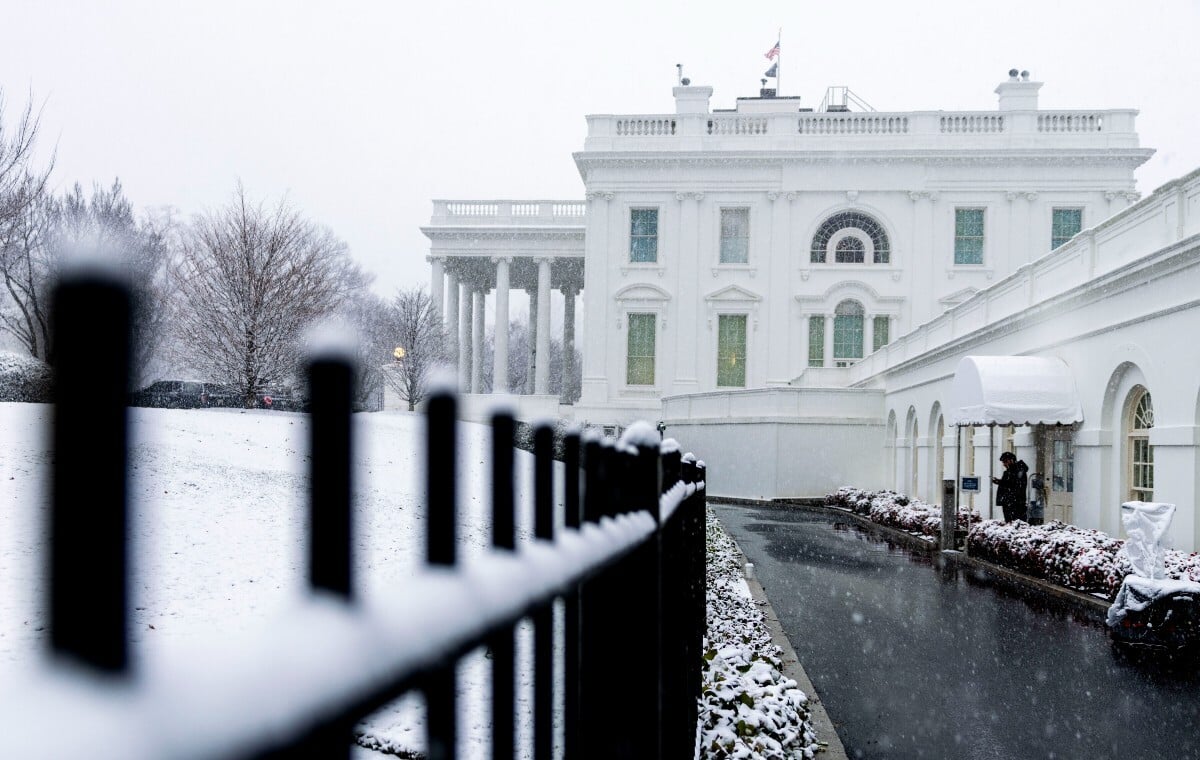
[711, 503, 1200, 760]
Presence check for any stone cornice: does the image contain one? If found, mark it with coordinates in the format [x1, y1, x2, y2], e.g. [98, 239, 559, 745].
[573, 148, 1155, 179]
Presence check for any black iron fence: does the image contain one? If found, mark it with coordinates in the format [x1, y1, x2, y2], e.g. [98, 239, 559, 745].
[0, 270, 707, 759]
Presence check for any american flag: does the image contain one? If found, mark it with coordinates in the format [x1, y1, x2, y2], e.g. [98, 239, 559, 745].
[765, 40, 780, 60]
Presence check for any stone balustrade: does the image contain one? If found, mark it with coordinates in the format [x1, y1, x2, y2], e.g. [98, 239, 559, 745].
[432, 199, 587, 223]
[584, 109, 1141, 150]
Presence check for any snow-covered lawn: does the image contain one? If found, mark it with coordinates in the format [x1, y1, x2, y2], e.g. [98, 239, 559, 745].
[2, 401, 817, 758]
[0, 402, 553, 757]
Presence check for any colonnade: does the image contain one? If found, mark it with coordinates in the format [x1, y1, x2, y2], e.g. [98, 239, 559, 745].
[430, 255, 582, 399]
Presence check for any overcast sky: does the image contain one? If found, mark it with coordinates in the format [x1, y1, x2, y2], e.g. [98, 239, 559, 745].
[3, 0, 1197, 296]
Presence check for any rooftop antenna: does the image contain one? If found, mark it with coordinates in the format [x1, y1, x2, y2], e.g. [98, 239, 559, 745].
[676, 63, 683, 85]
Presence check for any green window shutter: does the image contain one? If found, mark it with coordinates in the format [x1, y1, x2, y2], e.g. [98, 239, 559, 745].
[833, 312, 864, 359]
[719, 208, 749, 264]
[808, 316, 825, 367]
[872, 316, 890, 351]
[630, 209, 658, 263]
[954, 208, 985, 265]
[1051, 208, 1083, 250]
[716, 315, 747, 387]
[626, 313, 656, 385]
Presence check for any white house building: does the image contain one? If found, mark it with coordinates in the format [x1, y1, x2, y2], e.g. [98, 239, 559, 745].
[420, 73, 1200, 550]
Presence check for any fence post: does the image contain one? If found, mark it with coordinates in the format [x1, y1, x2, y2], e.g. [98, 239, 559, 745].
[491, 413, 516, 760]
[426, 392, 457, 760]
[689, 462, 707, 736]
[532, 425, 555, 759]
[562, 432, 582, 758]
[304, 355, 356, 758]
[50, 273, 131, 674]
[659, 445, 687, 758]
[309, 358, 354, 599]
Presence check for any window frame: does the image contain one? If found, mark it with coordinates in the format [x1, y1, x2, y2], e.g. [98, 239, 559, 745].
[1126, 387, 1154, 502]
[953, 207, 986, 265]
[1051, 207, 1084, 250]
[718, 206, 751, 265]
[624, 312, 658, 387]
[810, 211, 891, 265]
[628, 207, 660, 264]
[832, 300, 865, 363]
[807, 315, 825, 368]
[715, 313, 749, 387]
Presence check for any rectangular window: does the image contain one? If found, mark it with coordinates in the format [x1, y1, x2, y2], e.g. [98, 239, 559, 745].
[872, 316, 890, 351]
[954, 208, 985, 265]
[630, 208, 658, 263]
[1051, 208, 1083, 250]
[1132, 438, 1154, 501]
[626, 313, 656, 385]
[833, 314, 863, 360]
[719, 208, 750, 264]
[716, 314, 747, 387]
[807, 316, 825, 368]
[1051, 439, 1074, 492]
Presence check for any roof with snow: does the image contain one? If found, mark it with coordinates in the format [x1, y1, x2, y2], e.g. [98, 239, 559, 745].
[950, 356, 1084, 427]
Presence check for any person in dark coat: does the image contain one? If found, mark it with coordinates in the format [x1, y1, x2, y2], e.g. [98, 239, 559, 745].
[992, 451, 1029, 522]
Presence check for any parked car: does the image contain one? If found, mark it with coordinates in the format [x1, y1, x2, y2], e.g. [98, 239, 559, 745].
[1108, 575, 1200, 651]
[131, 380, 240, 409]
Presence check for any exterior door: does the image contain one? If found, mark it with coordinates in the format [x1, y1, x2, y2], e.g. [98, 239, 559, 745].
[1039, 426, 1075, 523]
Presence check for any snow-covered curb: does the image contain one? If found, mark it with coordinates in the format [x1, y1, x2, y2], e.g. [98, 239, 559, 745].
[700, 510, 818, 759]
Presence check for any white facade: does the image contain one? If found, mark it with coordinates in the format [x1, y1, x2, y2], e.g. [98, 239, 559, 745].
[571, 75, 1148, 424]
[422, 74, 1200, 549]
[665, 168, 1200, 549]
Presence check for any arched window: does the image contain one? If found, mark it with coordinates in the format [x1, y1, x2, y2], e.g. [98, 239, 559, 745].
[1127, 388, 1154, 502]
[811, 212, 890, 264]
[833, 300, 864, 364]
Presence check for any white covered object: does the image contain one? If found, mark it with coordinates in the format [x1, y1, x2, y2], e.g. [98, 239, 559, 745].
[950, 356, 1084, 426]
[1119, 501, 1177, 580]
[1107, 574, 1200, 627]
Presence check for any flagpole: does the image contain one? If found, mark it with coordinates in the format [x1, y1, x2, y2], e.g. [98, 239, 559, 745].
[777, 27, 782, 95]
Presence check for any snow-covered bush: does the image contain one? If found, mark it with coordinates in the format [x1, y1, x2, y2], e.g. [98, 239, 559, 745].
[968, 519, 1200, 600]
[0, 351, 52, 403]
[825, 486, 979, 542]
[702, 510, 818, 759]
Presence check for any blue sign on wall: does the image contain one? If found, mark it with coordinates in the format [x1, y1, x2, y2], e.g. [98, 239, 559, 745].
[961, 476, 981, 492]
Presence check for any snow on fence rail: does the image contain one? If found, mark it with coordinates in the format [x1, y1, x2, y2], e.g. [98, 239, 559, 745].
[0, 271, 708, 759]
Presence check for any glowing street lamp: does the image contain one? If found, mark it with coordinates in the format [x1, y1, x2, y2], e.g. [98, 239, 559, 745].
[393, 346, 406, 362]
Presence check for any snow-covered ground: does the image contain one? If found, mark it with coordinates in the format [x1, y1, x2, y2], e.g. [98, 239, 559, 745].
[0, 402, 557, 757]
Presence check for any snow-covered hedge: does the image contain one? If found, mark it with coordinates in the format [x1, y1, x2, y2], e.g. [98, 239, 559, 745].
[825, 486, 979, 542]
[968, 519, 1200, 600]
[702, 509, 818, 759]
[0, 351, 52, 403]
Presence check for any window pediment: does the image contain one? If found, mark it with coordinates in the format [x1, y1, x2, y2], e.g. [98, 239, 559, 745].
[614, 283, 672, 302]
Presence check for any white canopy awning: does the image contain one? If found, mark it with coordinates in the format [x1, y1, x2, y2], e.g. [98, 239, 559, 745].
[950, 356, 1084, 427]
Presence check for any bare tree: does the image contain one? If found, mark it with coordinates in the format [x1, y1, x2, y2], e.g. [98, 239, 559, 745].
[341, 289, 394, 411]
[0, 90, 49, 230]
[0, 177, 171, 381]
[381, 286, 445, 411]
[171, 185, 366, 407]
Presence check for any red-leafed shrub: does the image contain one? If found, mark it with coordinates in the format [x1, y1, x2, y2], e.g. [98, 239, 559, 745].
[830, 488, 1200, 602]
[825, 487, 979, 542]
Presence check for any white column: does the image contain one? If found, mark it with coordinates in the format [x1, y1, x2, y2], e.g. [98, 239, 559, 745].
[527, 288, 538, 395]
[493, 257, 511, 394]
[445, 271, 460, 369]
[459, 283, 472, 391]
[471, 289, 485, 394]
[534, 258, 552, 395]
[429, 256, 445, 324]
[823, 314, 834, 367]
[562, 287, 577, 402]
[864, 312, 875, 357]
[579, 192, 612, 408]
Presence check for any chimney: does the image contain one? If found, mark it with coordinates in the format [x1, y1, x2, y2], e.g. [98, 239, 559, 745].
[673, 84, 713, 114]
[995, 68, 1042, 111]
